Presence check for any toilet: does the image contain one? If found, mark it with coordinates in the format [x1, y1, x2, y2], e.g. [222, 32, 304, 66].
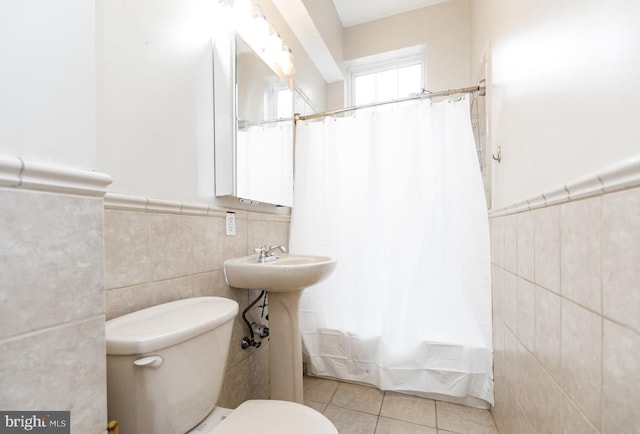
[105, 296, 337, 434]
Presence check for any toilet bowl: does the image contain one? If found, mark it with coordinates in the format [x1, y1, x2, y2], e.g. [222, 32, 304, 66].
[105, 297, 337, 434]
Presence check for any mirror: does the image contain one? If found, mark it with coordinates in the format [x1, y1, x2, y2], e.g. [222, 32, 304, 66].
[214, 32, 293, 207]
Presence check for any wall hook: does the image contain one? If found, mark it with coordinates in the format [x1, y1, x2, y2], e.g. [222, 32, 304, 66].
[492, 146, 502, 163]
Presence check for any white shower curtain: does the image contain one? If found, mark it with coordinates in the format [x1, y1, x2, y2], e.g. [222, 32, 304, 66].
[290, 96, 494, 407]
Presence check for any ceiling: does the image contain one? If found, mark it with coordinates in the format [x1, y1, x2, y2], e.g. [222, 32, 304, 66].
[271, 0, 450, 84]
[332, 0, 449, 27]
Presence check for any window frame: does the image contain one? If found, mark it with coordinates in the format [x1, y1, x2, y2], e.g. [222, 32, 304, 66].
[346, 52, 426, 108]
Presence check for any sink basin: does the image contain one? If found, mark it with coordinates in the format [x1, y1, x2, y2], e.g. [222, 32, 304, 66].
[224, 253, 337, 292]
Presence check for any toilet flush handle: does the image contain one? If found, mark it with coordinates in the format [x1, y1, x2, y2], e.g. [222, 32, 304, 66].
[133, 355, 163, 368]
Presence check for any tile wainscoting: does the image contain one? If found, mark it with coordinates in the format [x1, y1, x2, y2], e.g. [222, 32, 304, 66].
[489, 158, 640, 433]
[0, 153, 292, 432]
[0, 156, 112, 434]
[103, 193, 291, 408]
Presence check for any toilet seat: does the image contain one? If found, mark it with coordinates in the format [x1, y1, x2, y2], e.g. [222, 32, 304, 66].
[211, 400, 337, 434]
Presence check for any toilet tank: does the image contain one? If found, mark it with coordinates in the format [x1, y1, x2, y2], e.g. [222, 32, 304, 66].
[106, 297, 239, 434]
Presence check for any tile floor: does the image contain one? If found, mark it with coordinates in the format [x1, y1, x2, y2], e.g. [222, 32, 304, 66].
[303, 376, 498, 434]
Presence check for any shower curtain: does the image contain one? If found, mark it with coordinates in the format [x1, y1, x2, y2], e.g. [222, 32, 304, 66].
[289, 96, 494, 407]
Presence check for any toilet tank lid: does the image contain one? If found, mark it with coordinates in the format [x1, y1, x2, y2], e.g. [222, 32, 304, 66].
[106, 297, 239, 355]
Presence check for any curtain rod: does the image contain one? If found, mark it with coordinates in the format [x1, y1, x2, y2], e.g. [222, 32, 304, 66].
[238, 117, 293, 129]
[295, 80, 486, 122]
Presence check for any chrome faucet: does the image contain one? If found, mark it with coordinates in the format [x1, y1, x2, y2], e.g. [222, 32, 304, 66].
[254, 245, 287, 263]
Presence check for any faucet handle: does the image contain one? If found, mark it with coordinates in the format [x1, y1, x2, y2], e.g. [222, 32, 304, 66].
[254, 245, 269, 257]
[269, 245, 287, 253]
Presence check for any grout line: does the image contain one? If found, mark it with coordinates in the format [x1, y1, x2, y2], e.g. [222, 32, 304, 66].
[328, 380, 340, 405]
[599, 196, 605, 433]
[0, 314, 105, 345]
[373, 414, 380, 434]
[434, 399, 439, 429]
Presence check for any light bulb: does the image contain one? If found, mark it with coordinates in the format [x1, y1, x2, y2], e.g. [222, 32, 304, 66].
[233, 0, 252, 18]
[266, 32, 282, 53]
[253, 17, 270, 47]
[280, 46, 295, 76]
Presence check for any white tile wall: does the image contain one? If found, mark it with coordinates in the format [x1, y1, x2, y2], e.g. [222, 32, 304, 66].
[0, 318, 107, 433]
[533, 206, 560, 293]
[103, 204, 290, 408]
[533, 286, 561, 382]
[0, 187, 107, 434]
[602, 188, 640, 333]
[560, 197, 602, 313]
[490, 185, 640, 433]
[516, 213, 534, 281]
[602, 320, 640, 432]
[561, 300, 602, 430]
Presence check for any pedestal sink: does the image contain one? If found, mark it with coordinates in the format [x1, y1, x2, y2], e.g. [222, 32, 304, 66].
[224, 253, 336, 403]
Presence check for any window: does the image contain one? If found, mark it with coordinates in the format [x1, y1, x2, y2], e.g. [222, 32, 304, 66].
[348, 52, 425, 107]
[262, 80, 291, 121]
[353, 63, 423, 106]
[276, 88, 292, 119]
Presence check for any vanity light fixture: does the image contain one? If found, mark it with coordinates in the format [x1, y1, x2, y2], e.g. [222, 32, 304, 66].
[219, 0, 296, 77]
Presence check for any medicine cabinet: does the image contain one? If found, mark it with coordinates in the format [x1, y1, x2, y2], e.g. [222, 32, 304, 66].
[213, 32, 294, 207]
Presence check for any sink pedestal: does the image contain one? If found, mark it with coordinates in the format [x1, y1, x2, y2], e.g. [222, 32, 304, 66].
[268, 290, 304, 403]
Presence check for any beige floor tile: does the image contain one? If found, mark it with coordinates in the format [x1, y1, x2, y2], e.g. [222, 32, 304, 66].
[323, 405, 378, 434]
[303, 375, 340, 403]
[375, 417, 437, 434]
[305, 377, 498, 434]
[436, 401, 498, 434]
[330, 382, 384, 415]
[380, 391, 436, 428]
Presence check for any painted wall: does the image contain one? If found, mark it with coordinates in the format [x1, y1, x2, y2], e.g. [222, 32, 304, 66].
[0, 0, 96, 168]
[301, 0, 344, 74]
[343, 0, 471, 94]
[96, 0, 218, 203]
[471, 0, 640, 209]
